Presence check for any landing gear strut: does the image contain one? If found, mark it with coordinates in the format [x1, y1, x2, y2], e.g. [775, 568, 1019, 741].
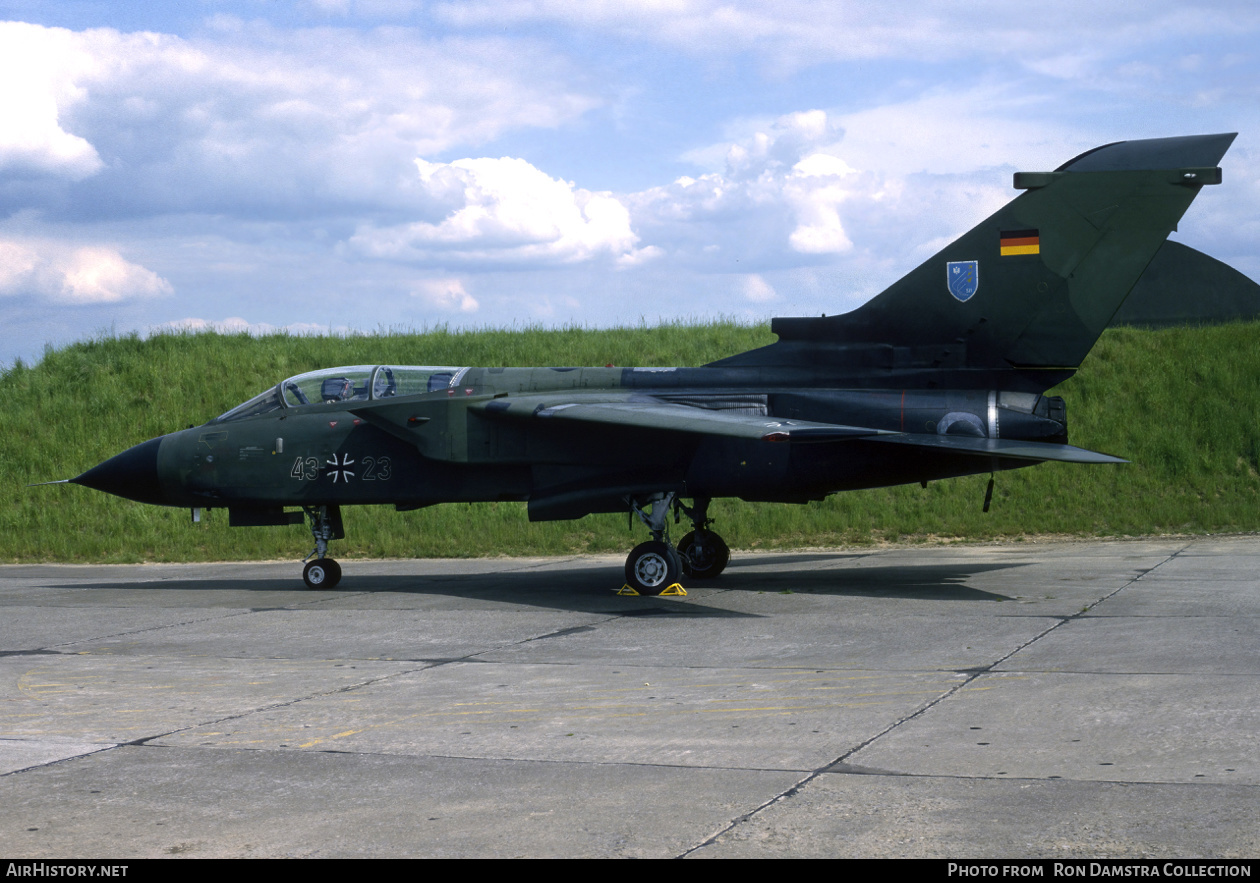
[302, 505, 345, 589]
[625, 494, 682, 595]
[623, 494, 730, 594]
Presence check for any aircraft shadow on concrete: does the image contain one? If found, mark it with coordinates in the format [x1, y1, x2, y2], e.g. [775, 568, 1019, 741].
[45, 565, 745, 618]
[718, 558, 1025, 601]
[49, 555, 1027, 611]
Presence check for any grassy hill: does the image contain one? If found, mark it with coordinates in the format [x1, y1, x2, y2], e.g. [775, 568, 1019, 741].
[2, 321, 1257, 563]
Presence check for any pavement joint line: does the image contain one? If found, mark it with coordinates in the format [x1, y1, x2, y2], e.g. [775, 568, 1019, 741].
[0, 660, 447, 777]
[942, 538, 1192, 679]
[6, 603, 752, 780]
[299, 748, 814, 774]
[136, 628, 636, 744]
[0, 743, 123, 779]
[126, 662, 443, 749]
[16, 603, 348, 655]
[679, 771, 816, 858]
[675, 540, 1197, 859]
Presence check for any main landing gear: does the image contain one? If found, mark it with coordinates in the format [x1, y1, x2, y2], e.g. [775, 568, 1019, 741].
[302, 505, 345, 589]
[624, 494, 730, 595]
[293, 498, 729, 594]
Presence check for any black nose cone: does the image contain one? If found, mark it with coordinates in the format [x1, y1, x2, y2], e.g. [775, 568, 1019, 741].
[72, 436, 166, 504]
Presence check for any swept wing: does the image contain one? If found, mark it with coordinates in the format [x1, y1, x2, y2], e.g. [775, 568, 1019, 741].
[471, 393, 1124, 463]
[471, 394, 893, 443]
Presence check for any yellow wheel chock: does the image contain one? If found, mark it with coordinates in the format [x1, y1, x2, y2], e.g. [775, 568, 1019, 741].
[618, 583, 686, 596]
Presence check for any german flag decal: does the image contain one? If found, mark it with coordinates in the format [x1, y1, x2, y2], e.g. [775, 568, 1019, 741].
[1000, 228, 1040, 256]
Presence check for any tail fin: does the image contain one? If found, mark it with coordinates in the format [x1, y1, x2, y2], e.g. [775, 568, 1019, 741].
[714, 133, 1236, 390]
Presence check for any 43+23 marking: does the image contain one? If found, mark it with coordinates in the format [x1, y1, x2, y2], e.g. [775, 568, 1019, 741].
[291, 455, 392, 482]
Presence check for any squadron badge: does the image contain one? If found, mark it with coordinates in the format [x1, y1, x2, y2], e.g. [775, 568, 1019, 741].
[947, 260, 979, 302]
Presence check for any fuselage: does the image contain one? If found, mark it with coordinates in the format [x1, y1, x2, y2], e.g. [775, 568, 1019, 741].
[74, 363, 1070, 521]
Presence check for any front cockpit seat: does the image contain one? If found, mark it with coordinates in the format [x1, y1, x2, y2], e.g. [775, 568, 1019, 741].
[321, 377, 353, 402]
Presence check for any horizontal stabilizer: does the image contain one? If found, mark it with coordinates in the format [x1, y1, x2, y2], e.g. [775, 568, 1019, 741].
[866, 434, 1127, 464]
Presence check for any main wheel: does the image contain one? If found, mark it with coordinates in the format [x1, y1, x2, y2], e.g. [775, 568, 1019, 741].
[625, 541, 680, 595]
[677, 530, 730, 579]
[303, 558, 342, 589]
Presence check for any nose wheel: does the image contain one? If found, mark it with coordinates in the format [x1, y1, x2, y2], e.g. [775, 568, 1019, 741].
[303, 557, 341, 589]
[302, 505, 345, 590]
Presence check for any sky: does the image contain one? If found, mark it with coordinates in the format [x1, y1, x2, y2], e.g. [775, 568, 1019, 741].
[1, 0, 1258, 367]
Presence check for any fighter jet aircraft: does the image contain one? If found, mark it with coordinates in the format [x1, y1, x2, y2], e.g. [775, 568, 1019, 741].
[66, 133, 1237, 593]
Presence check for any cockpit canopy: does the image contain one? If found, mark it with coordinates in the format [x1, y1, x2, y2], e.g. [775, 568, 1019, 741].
[213, 365, 466, 423]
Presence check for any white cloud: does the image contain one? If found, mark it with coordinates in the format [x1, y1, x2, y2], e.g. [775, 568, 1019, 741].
[617, 99, 1081, 292]
[628, 110, 866, 264]
[57, 247, 172, 304]
[350, 156, 655, 266]
[817, 87, 1079, 176]
[412, 277, 479, 312]
[0, 241, 40, 292]
[615, 244, 664, 268]
[792, 153, 855, 178]
[0, 21, 600, 218]
[429, 1, 1260, 76]
[0, 238, 171, 304]
[302, 0, 425, 16]
[0, 22, 103, 178]
[785, 153, 857, 254]
[741, 274, 776, 302]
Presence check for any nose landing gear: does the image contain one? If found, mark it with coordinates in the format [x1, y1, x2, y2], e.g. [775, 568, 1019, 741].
[303, 557, 341, 589]
[302, 505, 345, 589]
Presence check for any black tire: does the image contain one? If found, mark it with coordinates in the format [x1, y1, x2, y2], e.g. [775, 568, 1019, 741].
[678, 530, 730, 579]
[303, 558, 341, 589]
[625, 541, 680, 595]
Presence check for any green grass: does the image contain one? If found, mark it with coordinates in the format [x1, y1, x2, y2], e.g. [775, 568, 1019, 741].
[2, 321, 1257, 563]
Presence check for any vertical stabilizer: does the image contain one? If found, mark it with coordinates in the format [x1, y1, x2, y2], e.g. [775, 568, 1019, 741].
[714, 134, 1235, 389]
